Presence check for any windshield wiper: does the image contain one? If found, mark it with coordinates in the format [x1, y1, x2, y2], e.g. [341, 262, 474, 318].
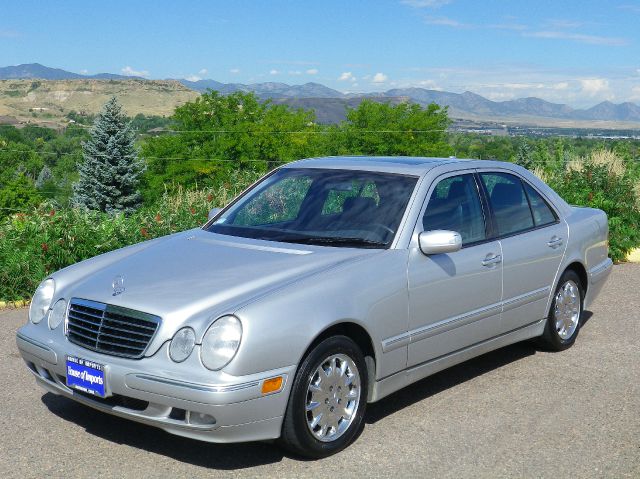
[277, 236, 387, 248]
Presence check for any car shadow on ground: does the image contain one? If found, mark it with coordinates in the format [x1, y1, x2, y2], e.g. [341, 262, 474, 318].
[41, 312, 593, 468]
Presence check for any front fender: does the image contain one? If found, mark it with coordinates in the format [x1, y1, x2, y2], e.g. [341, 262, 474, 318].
[228, 249, 410, 380]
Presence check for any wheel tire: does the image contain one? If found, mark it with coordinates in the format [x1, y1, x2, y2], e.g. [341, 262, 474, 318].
[537, 270, 584, 351]
[279, 335, 368, 459]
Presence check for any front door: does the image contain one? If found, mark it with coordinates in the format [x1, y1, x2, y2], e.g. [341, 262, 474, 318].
[407, 172, 503, 368]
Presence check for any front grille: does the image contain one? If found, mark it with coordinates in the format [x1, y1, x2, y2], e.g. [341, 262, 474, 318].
[66, 298, 161, 359]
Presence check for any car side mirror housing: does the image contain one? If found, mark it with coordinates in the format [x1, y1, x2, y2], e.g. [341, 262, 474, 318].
[208, 207, 222, 221]
[418, 230, 462, 255]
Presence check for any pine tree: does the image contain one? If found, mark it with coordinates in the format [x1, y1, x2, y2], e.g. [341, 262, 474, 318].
[72, 97, 145, 213]
[35, 165, 53, 188]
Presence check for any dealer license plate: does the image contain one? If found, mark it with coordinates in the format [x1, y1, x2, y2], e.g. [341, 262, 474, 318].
[66, 356, 106, 397]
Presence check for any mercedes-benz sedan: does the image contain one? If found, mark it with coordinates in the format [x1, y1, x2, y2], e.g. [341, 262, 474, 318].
[16, 156, 612, 458]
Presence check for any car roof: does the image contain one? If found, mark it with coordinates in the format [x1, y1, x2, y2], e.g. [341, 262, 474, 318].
[282, 156, 477, 175]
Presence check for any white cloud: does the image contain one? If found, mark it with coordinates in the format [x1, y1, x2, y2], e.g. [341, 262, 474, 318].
[121, 66, 149, 77]
[269, 69, 279, 75]
[401, 0, 452, 8]
[631, 85, 640, 100]
[338, 72, 356, 82]
[425, 15, 467, 28]
[80, 69, 89, 75]
[288, 70, 302, 75]
[484, 91, 518, 101]
[372, 72, 388, 83]
[417, 79, 441, 90]
[525, 30, 627, 46]
[502, 82, 545, 90]
[487, 22, 528, 31]
[579, 78, 612, 97]
[184, 69, 208, 82]
[545, 19, 583, 29]
[230, 68, 240, 74]
[306, 68, 319, 75]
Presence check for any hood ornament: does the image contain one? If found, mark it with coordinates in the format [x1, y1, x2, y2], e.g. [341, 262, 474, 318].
[112, 275, 125, 296]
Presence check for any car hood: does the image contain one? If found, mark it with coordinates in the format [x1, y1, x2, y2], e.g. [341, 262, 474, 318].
[57, 229, 375, 353]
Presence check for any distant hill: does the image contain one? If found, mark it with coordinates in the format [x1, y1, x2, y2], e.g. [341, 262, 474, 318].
[181, 79, 344, 98]
[2, 63, 640, 127]
[0, 63, 142, 80]
[0, 79, 198, 126]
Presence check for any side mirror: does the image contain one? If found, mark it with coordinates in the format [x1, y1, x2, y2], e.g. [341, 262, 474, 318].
[418, 230, 462, 255]
[208, 207, 222, 220]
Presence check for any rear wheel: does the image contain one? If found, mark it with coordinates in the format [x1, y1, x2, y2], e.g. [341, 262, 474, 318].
[279, 335, 367, 458]
[538, 270, 584, 351]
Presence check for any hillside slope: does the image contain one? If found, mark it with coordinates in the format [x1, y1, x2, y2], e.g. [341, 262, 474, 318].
[0, 79, 199, 125]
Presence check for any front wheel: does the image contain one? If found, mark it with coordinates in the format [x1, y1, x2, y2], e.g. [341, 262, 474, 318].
[279, 335, 368, 458]
[537, 270, 584, 351]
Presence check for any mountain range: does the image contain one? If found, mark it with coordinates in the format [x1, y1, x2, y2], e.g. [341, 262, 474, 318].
[2, 63, 640, 125]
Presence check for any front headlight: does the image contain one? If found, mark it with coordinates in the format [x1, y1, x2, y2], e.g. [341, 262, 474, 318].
[169, 327, 196, 362]
[48, 298, 67, 330]
[29, 279, 55, 324]
[200, 315, 242, 370]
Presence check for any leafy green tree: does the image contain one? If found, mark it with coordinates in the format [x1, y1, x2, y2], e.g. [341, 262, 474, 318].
[333, 100, 452, 157]
[0, 173, 41, 213]
[141, 90, 319, 201]
[73, 97, 145, 213]
[515, 139, 534, 170]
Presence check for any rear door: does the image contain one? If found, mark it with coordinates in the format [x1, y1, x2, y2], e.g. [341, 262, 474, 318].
[479, 170, 567, 331]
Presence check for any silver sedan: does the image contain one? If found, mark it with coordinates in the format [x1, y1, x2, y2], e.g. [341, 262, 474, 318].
[16, 156, 612, 458]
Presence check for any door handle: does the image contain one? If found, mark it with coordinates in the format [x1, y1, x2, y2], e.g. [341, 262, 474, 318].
[482, 254, 502, 267]
[547, 236, 564, 249]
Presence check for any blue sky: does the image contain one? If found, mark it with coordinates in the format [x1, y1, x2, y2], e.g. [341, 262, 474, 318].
[2, 0, 640, 107]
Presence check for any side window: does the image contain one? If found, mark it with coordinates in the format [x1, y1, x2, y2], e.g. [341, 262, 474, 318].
[422, 174, 486, 245]
[523, 182, 557, 227]
[481, 172, 534, 236]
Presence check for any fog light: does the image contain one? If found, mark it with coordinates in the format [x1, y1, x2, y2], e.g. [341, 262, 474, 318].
[187, 411, 216, 426]
[261, 376, 284, 395]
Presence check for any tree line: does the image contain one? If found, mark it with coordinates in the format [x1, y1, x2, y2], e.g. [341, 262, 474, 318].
[1, 90, 639, 216]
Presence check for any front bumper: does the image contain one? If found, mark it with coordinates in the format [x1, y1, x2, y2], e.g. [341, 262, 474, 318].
[16, 323, 295, 443]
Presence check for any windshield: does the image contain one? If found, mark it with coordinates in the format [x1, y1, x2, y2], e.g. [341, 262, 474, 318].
[206, 168, 418, 248]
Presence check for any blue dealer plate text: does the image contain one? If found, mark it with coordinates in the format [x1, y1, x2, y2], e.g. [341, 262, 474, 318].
[66, 356, 106, 397]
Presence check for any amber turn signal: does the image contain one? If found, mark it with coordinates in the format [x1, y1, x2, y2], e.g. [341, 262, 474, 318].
[261, 376, 283, 395]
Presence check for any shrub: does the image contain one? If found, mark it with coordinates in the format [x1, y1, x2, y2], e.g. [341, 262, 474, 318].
[548, 149, 640, 262]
